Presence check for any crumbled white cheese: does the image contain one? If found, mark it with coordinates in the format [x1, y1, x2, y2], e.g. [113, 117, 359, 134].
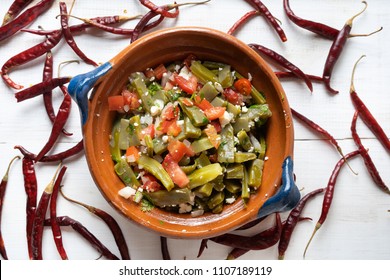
[214, 82, 224, 93]
[191, 209, 204, 217]
[219, 111, 234, 127]
[178, 203, 192, 213]
[162, 135, 169, 143]
[225, 197, 236, 204]
[118, 186, 136, 199]
[241, 106, 248, 113]
[150, 105, 161, 116]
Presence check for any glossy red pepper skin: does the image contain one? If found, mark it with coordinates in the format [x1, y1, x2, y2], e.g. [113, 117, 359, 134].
[2, 0, 34, 25]
[0, 0, 54, 42]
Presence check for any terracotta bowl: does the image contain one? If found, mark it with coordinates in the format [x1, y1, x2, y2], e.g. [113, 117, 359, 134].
[68, 26, 299, 239]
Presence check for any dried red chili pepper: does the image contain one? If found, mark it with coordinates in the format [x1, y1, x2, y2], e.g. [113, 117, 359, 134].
[44, 216, 120, 260]
[226, 217, 311, 260]
[278, 188, 324, 260]
[303, 150, 361, 257]
[210, 213, 282, 250]
[31, 163, 62, 260]
[60, 189, 130, 260]
[349, 55, 390, 152]
[245, 0, 287, 42]
[249, 43, 313, 92]
[283, 0, 339, 40]
[49, 166, 68, 260]
[322, 1, 369, 94]
[0, 156, 20, 260]
[227, 10, 259, 35]
[34, 86, 72, 162]
[66, 14, 139, 36]
[15, 140, 84, 163]
[2, 0, 34, 26]
[59, 2, 98, 67]
[160, 236, 171, 260]
[1, 30, 63, 90]
[139, 0, 180, 18]
[15, 77, 71, 102]
[0, 0, 54, 42]
[22, 156, 38, 259]
[351, 111, 390, 194]
[290, 108, 356, 174]
[197, 239, 208, 258]
[274, 71, 323, 83]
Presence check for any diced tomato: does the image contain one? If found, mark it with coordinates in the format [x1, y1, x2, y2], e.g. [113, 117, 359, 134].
[160, 119, 182, 137]
[234, 78, 252, 95]
[122, 90, 140, 110]
[174, 73, 198, 94]
[194, 96, 213, 111]
[162, 154, 189, 188]
[204, 124, 221, 149]
[164, 81, 174, 90]
[141, 173, 163, 192]
[139, 124, 155, 140]
[125, 146, 140, 163]
[223, 88, 243, 105]
[168, 140, 194, 162]
[204, 106, 226, 121]
[210, 119, 222, 133]
[108, 95, 125, 112]
[161, 103, 180, 121]
[153, 63, 168, 80]
[181, 98, 194, 107]
[144, 68, 155, 79]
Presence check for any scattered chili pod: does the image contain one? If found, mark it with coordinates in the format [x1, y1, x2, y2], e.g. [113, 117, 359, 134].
[2, 0, 34, 26]
[235, 216, 267, 231]
[226, 217, 311, 260]
[31, 163, 62, 260]
[34, 86, 72, 162]
[60, 189, 130, 260]
[349, 55, 390, 152]
[160, 236, 171, 260]
[66, 14, 140, 36]
[44, 216, 120, 260]
[1, 30, 63, 90]
[15, 140, 84, 163]
[42, 50, 56, 125]
[249, 43, 313, 92]
[49, 166, 68, 260]
[351, 111, 390, 194]
[59, 2, 97, 67]
[15, 77, 71, 102]
[322, 1, 381, 94]
[290, 108, 357, 174]
[274, 71, 323, 83]
[278, 188, 324, 260]
[283, 0, 339, 40]
[210, 213, 282, 250]
[0, 0, 54, 42]
[303, 150, 361, 258]
[227, 10, 259, 35]
[22, 157, 38, 259]
[245, 0, 287, 42]
[0, 156, 20, 260]
[139, 0, 181, 18]
[197, 239, 208, 258]
[131, 10, 160, 42]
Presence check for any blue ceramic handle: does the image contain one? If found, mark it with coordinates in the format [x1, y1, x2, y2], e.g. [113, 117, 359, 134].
[257, 156, 301, 218]
[68, 62, 113, 127]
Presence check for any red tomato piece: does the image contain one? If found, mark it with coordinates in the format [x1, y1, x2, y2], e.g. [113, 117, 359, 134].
[223, 88, 243, 105]
[122, 90, 140, 110]
[125, 146, 140, 162]
[210, 119, 222, 133]
[174, 73, 198, 94]
[204, 106, 226, 121]
[108, 95, 125, 112]
[139, 124, 155, 140]
[153, 64, 168, 80]
[161, 103, 180, 121]
[234, 78, 252, 95]
[168, 140, 188, 162]
[204, 124, 221, 149]
[194, 96, 213, 111]
[162, 154, 189, 188]
[142, 173, 163, 192]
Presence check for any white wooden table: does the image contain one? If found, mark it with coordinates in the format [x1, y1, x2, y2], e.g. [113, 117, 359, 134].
[0, 0, 389, 260]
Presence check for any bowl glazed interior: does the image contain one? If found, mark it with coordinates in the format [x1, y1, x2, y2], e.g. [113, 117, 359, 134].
[84, 27, 293, 239]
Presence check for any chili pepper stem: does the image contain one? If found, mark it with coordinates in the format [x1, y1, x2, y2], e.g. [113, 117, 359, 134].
[168, 0, 211, 8]
[303, 222, 322, 258]
[45, 162, 63, 194]
[350, 55, 366, 93]
[58, 13, 142, 23]
[337, 147, 358, 176]
[346, 1, 368, 27]
[1, 156, 20, 182]
[59, 188, 94, 212]
[349, 26, 383, 38]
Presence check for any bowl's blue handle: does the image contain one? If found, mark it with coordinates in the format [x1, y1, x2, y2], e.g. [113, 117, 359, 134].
[68, 61, 113, 127]
[257, 156, 301, 218]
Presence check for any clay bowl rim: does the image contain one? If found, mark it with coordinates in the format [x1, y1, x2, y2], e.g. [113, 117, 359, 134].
[83, 26, 294, 239]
